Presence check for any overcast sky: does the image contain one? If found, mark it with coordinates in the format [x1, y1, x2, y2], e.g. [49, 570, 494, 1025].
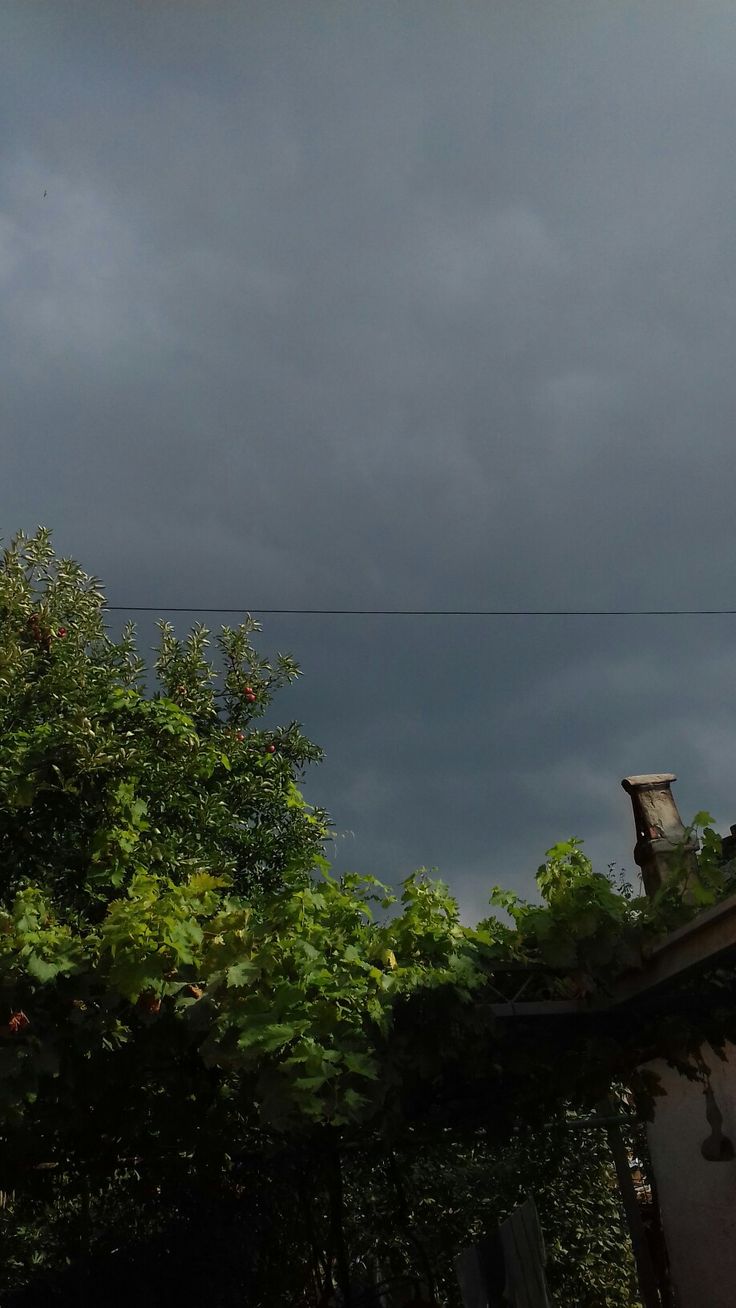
[3, 0, 736, 918]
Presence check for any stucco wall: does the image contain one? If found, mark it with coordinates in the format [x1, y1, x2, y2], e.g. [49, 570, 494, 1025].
[645, 1044, 736, 1308]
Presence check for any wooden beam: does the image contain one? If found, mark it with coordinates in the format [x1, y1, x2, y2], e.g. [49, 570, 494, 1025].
[486, 892, 736, 1020]
[612, 890, 736, 1006]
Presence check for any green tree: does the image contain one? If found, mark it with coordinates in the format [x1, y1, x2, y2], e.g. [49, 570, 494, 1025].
[0, 529, 331, 1217]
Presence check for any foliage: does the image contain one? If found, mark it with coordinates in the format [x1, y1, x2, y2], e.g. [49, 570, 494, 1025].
[0, 531, 333, 1186]
[0, 528, 325, 912]
[1, 529, 734, 1304]
[338, 1122, 640, 1308]
[0, 1118, 643, 1307]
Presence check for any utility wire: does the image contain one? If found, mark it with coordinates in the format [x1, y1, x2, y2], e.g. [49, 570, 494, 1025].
[104, 606, 736, 616]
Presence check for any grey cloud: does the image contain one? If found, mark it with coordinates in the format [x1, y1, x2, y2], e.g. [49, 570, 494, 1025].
[3, 0, 736, 916]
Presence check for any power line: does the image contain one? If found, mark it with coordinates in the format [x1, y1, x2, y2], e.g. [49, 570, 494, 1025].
[104, 606, 736, 616]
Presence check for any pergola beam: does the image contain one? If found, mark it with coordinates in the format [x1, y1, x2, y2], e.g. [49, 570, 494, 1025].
[487, 891, 736, 1020]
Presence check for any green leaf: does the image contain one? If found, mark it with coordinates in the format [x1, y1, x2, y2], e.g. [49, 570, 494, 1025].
[26, 953, 63, 983]
[343, 1052, 379, 1080]
[294, 1074, 328, 1091]
[237, 1022, 299, 1052]
[226, 960, 259, 988]
[342, 1088, 371, 1113]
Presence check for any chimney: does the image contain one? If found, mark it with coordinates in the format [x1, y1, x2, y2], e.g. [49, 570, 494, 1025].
[721, 826, 736, 863]
[621, 773, 698, 897]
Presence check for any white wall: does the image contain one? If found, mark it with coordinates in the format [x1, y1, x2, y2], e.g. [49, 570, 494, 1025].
[646, 1044, 736, 1308]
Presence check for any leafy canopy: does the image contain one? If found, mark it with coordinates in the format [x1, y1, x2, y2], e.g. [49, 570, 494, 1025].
[1, 528, 734, 1166]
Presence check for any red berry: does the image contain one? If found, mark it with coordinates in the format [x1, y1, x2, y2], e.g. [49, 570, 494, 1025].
[57, 627, 67, 638]
[266, 743, 276, 754]
[235, 731, 244, 741]
[8, 1011, 29, 1034]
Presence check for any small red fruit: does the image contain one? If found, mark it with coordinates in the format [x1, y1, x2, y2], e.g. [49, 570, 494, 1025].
[266, 743, 276, 754]
[235, 731, 244, 741]
[8, 1011, 30, 1034]
[245, 690, 257, 704]
[57, 627, 67, 638]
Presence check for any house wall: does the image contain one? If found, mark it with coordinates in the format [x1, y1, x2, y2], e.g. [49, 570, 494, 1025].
[645, 1044, 736, 1307]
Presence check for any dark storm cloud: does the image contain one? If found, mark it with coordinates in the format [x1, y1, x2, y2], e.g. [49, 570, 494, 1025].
[3, 0, 736, 917]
